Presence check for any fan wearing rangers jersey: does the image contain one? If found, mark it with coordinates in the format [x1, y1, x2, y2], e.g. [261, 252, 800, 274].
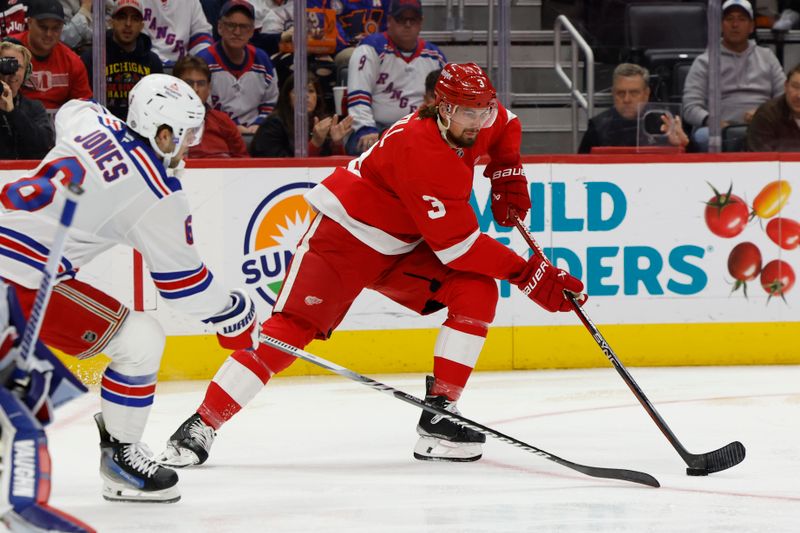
[140, 0, 213, 66]
[197, 0, 278, 134]
[345, 0, 445, 155]
[0, 74, 258, 502]
[160, 63, 587, 467]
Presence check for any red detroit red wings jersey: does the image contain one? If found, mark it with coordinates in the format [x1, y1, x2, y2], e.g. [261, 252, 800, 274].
[305, 103, 527, 281]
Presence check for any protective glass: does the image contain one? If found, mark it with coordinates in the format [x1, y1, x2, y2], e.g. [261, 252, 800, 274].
[182, 123, 205, 148]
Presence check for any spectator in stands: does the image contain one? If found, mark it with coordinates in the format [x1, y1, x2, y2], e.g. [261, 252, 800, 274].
[59, 0, 94, 51]
[683, 0, 785, 151]
[174, 55, 248, 158]
[81, 0, 161, 120]
[140, 0, 213, 66]
[747, 63, 800, 151]
[14, 0, 92, 109]
[200, 0, 269, 43]
[1, 1, 28, 38]
[579, 63, 688, 153]
[773, 1, 800, 30]
[423, 67, 439, 106]
[197, 0, 278, 135]
[250, 71, 352, 157]
[0, 38, 53, 158]
[345, 0, 445, 155]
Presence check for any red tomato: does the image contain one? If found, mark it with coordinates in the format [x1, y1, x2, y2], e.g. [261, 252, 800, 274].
[727, 242, 762, 296]
[766, 217, 800, 251]
[760, 259, 796, 301]
[705, 184, 749, 238]
[752, 181, 791, 219]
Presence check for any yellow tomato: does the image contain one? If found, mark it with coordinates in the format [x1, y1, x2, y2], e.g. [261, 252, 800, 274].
[752, 181, 791, 219]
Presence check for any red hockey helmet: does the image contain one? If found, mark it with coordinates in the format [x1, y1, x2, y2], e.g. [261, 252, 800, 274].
[434, 62, 497, 108]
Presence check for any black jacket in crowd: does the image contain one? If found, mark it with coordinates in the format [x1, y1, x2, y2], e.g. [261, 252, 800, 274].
[250, 115, 339, 157]
[81, 30, 162, 120]
[578, 107, 639, 154]
[0, 92, 53, 160]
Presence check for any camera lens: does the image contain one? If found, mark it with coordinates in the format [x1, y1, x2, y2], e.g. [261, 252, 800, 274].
[0, 57, 20, 76]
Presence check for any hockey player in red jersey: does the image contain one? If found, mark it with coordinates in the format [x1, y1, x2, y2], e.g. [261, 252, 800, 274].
[160, 62, 586, 465]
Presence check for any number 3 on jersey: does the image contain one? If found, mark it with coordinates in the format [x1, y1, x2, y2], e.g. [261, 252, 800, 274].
[1, 157, 86, 212]
[423, 195, 446, 219]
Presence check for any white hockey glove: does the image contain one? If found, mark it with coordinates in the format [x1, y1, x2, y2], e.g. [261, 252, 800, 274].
[204, 289, 258, 350]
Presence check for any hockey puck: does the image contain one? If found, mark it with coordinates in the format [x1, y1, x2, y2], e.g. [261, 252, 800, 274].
[686, 467, 709, 476]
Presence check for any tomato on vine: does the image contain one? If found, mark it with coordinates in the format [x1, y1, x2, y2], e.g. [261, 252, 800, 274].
[752, 180, 791, 220]
[760, 260, 795, 302]
[727, 242, 762, 297]
[766, 217, 800, 251]
[705, 183, 749, 238]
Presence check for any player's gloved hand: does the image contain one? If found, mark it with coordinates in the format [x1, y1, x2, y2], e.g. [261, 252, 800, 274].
[204, 289, 258, 350]
[510, 255, 587, 313]
[487, 164, 531, 226]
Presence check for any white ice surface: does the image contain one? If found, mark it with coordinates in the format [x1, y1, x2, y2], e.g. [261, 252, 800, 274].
[29, 366, 800, 532]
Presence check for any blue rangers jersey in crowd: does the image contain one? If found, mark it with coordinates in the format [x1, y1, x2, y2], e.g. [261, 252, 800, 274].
[347, 32, 446, 137]
[0, 100, 230, 322]
[197, 43, 279, 127]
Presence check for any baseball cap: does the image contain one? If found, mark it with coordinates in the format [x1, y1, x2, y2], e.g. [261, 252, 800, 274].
[722, 0, 753, 19]
[220, 0, 255, 19]
[112, 0, 144, 17]
[27, 0, 65, 22]
[390, 0, 422, 19]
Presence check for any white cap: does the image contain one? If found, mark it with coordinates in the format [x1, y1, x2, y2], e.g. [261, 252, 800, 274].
[722, 0, 753, 19]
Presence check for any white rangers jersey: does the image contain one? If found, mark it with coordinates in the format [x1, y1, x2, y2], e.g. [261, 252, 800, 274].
[0, 100, 229, 321]
[346, 32, 446, 133]
[197, 43, 279, 127]
[140, 0, 213, 65]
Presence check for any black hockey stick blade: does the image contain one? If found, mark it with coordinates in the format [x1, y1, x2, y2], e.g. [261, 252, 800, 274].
[685, 441, 746, 476]
[394, 390, 660, 488]
[260, 334, 660, 488]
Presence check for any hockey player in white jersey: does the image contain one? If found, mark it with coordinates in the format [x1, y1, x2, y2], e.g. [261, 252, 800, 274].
[0, 74, 258, 503]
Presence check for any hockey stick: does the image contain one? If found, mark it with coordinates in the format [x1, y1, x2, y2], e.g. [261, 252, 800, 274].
[511, 212, 745, 476]
[259, 334, 659, 488]
[17, 181, 84, 372]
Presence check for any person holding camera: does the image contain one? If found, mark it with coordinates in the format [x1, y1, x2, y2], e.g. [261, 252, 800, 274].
[0, 38, 53, 159]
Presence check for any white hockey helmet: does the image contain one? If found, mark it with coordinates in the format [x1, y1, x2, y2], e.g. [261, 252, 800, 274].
[127, 74, 206, 164]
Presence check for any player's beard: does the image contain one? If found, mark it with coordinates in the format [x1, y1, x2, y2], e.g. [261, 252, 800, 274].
[446, 128, 479, 148]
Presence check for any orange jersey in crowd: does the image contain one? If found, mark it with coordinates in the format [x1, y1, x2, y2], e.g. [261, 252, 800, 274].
[13, 31, 93, 109]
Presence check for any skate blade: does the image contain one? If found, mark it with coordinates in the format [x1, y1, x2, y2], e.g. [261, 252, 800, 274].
[413, 436, 483, 462]
[102, 481, 180, 504]
[156, 444, 201, 468]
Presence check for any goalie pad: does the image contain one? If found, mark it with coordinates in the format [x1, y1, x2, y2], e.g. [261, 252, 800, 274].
[0, 388, 95, 533]
[2, 285, 87, 425]
[203, 289, 258, 350]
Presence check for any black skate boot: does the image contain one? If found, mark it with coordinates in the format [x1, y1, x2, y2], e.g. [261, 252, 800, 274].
[157, 413, 216, 468]
[414, 376, 486, 462]
[94, 413, 180, 503]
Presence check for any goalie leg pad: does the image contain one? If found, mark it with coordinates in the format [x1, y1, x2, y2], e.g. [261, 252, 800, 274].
[101, 312, 164, 443]
[0, 389, 95, 532]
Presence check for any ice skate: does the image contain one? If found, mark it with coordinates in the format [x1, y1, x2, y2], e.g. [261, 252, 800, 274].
[157, 413, 216, 468]
[95, 413, 180, 503]
[414, 376, 485, 462]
